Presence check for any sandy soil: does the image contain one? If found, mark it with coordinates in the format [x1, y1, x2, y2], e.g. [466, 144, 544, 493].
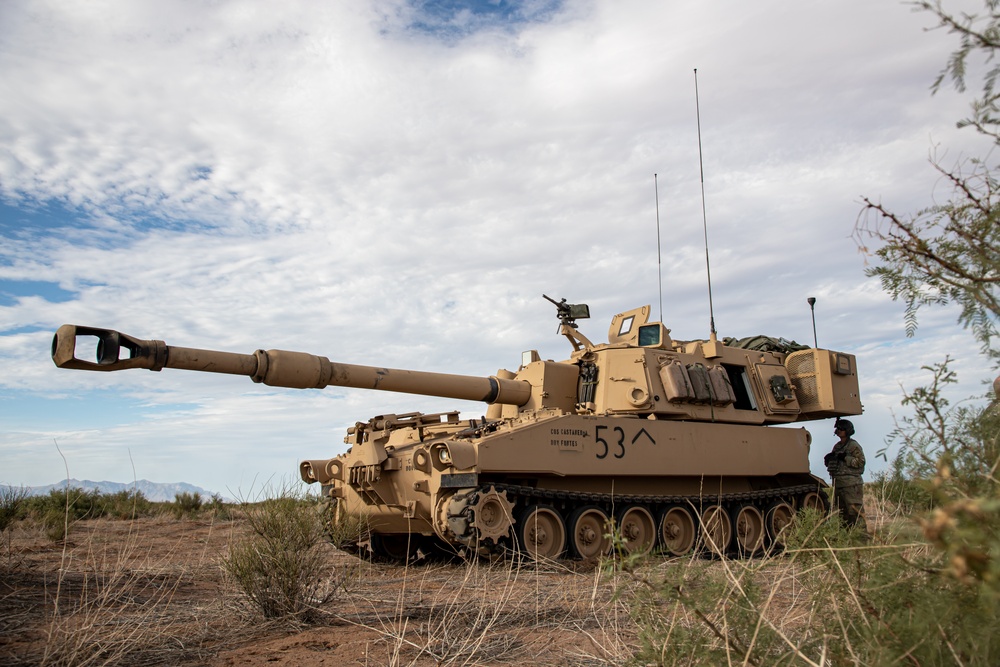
[0, 515, 638, 666]
[1, 497, 889, 666]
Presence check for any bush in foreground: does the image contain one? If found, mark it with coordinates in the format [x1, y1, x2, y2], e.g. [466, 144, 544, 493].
[628, 507, 999, 666]
[221, 489, 347, 622]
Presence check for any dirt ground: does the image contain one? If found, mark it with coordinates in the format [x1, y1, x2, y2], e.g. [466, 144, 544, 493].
[0, 515, 640, 666]
[1, 498, 890, 666]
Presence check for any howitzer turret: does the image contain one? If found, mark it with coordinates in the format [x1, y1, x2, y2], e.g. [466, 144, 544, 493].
[52, 297, 862, 562]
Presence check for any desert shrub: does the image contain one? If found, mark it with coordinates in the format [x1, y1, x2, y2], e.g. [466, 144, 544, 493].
[1, 486, 30, 559]
[629, 556, 779, 665]
[172, 491, 202, 518]
[206, 492, 232, 520]
[41, 508, 71, 542]
[28, 488, 101, 522]
[26, 487, 149, 520]
[791, 508, 999, 664]
[869, 450, 935, 515]
[88, 489, 153, 520]
[629, 507, 1000, 666]
[36, 489, 220, 521]
[27, 488, 99, 540]
[221, 488, 344, 622]
[0, 485, 29, 533]
[23, 488, 154, 540]
[321, 500, 371, 552]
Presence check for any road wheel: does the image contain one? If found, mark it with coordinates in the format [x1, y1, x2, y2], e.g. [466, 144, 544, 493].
[800, 491, 827, 513]
[764, 501, 795, 545]
[568, 506, 612, 560]
[732, 504, 765, 556]
[517, 505, 566, 561]
[659, 505, 696, 556]
[617, 506, 657, 555]
[699, 505, 733, 555]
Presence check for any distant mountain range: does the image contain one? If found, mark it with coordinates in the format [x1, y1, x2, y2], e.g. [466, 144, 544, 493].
[10, 479, 224, 503]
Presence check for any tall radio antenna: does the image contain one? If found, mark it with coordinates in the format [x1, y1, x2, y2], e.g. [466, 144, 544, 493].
[694, 68, 717, 336]
[654, 173, 663, 322]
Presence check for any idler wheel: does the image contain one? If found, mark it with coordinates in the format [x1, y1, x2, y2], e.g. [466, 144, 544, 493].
[617, 506, 656, 555]
[471, 486, 515, 544]
[568, 506, 612, 560]
[517, 505, 566, 561]
[659, 505, 696, 556]
[764, 501, 795, 545]
[732, 504, 765, 556]
[699, 505, 733, 555]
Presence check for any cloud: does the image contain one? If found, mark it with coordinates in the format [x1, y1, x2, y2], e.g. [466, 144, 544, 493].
[0, 0, 995, 491]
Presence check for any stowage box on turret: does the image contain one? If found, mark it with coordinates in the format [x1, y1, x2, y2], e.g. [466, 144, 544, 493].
[52, 296, 861, 560]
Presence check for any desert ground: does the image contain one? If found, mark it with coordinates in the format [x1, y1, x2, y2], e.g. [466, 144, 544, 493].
[1, 495, 893, 667]
[1, 513, 648, 666]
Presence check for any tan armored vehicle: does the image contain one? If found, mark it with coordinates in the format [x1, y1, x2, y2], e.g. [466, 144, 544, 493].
[52, 296, 861, 561]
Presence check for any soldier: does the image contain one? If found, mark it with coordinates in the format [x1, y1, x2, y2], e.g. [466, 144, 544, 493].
[824, 418, 868, 531]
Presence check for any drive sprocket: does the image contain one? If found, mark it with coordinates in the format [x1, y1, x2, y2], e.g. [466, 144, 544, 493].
[470, 485, 515, 543]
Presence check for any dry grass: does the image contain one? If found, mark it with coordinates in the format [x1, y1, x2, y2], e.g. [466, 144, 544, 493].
[0, 513, 643, 666]
[2, 486, 977, 666]
[0, 517, 233, 666]
[338, 555, 636, 666]
[621, 488, 991, 666]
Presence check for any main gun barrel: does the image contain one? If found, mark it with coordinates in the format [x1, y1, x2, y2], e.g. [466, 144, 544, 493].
[51, 325, 532, 406]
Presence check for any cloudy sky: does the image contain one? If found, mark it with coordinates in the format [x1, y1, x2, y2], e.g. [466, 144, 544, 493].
[1, 0, 994, 496]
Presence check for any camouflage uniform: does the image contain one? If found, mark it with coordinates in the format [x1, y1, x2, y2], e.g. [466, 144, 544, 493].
[825, 433, 867, 529]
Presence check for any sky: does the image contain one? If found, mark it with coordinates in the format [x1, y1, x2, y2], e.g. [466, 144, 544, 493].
[1, 0, 996, 497]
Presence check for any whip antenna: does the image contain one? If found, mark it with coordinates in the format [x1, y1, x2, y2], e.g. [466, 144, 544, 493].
[694, 68, 717, 336]
[654, 173, 663, 322]
[808, 297, 818, 348]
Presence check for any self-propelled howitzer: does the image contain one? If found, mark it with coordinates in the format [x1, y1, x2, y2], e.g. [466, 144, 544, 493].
[51, 298, 862, 561]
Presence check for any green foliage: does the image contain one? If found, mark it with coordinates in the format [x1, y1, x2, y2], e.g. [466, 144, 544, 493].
[629, 510, 1000, 666]
[626, 4, 1000, 662]
[857, 1, 1000, 364]
[221, 488, 345, 622]
[630, 558, 784, 665]
[793, 513, 1000, 664]
[171, 491, 203, 518]
[27, 488, 101, 522]
[859, 0, 1000, 645]
[869, 452, 935, 514]
[321, 500, 371, 552]
[919, 0, 1000, 126]
[881, 359, 1000, 500]
[20, 487, 154, 540]
[27, 488, 153, 521]
[42, 508, 70, 542]
[98, 489, 154, 520]
[0, 485, 29, 533]
[922, 496, 1000, 590]
[206, 492, 231, 520]
[875, 359, 1000, 599]
[858, 179, 1000, 362]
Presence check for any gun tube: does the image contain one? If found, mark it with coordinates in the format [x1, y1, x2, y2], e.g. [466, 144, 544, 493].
[52, 324, 532, 406]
